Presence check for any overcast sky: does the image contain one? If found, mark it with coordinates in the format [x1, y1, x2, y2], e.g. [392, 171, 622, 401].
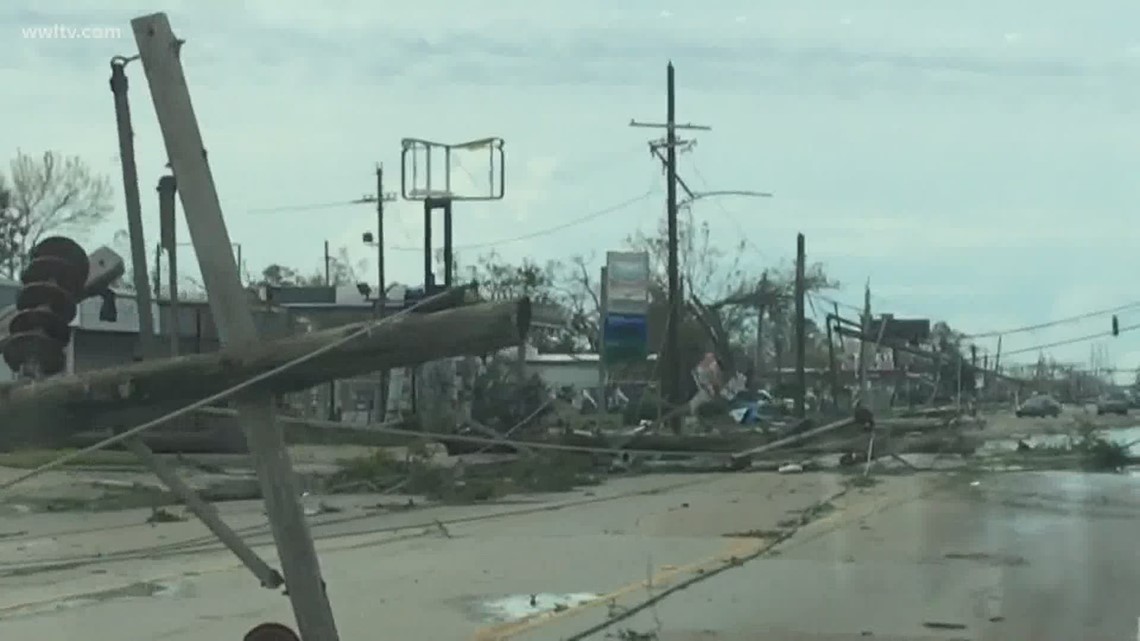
[4, 0, 1140, 376]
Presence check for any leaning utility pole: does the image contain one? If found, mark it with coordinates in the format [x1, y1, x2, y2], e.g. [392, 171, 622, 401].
[631, 62, 710, 427]
[157, 175, 179, 356]
[857, 281, 872, 406]
[755, 271, 768, 379]
[131, 14, 340, 641]
[793, 233, 806, 418]
[109, 56, 159, 360]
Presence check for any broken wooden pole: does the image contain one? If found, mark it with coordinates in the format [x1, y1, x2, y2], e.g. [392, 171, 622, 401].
[122, 436, 284, 587]
[1, 298, 529, 445]
[731, 417, 857, 461]
[132, 14, 325, 638]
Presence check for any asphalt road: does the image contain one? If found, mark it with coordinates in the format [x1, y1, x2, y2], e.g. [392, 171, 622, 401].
[527, 470, 1140, 641]
[0, 472, 850, 641]
[1, 468, 1136, 641]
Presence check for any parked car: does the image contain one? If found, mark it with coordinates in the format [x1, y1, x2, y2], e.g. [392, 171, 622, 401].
[1015, 394, 1062, 418]
[1096, 391, 1130, 416]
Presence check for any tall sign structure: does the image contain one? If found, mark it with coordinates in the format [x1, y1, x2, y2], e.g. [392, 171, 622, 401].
[602, 251, 650, 365]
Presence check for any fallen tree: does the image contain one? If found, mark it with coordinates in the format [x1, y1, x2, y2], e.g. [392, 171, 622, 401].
[0, 298, 531, 448]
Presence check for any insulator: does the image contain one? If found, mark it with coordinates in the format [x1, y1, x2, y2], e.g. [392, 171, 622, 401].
[2, 236, 89, 378]
[243, 623, 300, 641]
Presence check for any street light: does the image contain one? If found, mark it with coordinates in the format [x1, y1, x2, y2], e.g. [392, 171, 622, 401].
[679, 189, 773, 208]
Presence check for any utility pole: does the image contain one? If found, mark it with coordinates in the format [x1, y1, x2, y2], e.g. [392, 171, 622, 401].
[858, 280, 872, 407]
[956, 352, 964, 409]
[994, 336, 1003, 373]
[158, 175, 179, 356]
[825, 313, 837, 410]
[830, 301, 842, 410]
[755, 271, 768, 384]
[598, 265, 608, 410]
[794, 233, 806, 418]
[663, 62, 680, 421]
[132, 13, 339, 641]
[369, 165, 396, 422]
[323, 240, 331, 286]
[109, 56, 158, 360]
[772, 306, 783, 383]
[374, 166, 386, 307]
[631, 62, 710, 429]
[323, 239, 335, 420]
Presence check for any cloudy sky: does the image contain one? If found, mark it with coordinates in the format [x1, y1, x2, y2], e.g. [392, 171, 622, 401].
[4, 0, 1140, 376]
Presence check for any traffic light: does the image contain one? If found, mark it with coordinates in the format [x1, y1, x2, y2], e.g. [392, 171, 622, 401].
[1112, 315, 1120, 337]
[2, 237, 89, 378]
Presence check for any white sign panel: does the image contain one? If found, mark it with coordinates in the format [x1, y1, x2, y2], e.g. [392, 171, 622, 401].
[605, 251, 649, 314]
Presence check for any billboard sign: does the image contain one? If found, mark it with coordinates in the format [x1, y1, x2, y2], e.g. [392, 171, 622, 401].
[604, 251, 650, 315]
[602, 251, 650, 365]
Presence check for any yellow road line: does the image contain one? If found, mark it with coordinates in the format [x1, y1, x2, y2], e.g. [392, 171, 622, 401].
[471, 536, 765, 641]
[472, 483, 934, 641]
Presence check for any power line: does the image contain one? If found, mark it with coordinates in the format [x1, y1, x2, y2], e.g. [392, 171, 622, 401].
[1000, 321, 1140, 358]
[249, 144, 654, 217]
[248, 189, 657, 254]
[248, 197, 376, 214]
[0, 288, 460, 493]
[383, 189, 659, 252]
[962, 301, 1140, 339]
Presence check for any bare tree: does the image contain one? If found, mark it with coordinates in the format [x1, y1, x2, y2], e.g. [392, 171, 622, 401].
[626, 211, 838, 374]
[0, 150, 113, 278]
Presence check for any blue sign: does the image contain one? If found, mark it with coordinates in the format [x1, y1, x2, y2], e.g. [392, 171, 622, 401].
[603, 312, 648, 365]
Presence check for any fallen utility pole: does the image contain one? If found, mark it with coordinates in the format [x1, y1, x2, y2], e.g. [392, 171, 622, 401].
[731, 417, 857, 461]
[0, 297, 530, 446]
[832, 323, 1025, 385]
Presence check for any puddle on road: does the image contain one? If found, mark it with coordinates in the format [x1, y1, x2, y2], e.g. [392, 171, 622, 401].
[476, 592, 600, 623]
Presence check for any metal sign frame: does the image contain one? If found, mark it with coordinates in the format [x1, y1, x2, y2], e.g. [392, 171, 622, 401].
[400, 137, 505, 201]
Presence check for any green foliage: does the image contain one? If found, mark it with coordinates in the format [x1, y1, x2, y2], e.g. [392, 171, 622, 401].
[1079, 437, 1130, 472]
[470, 356, 550, 429]
[331, 448, 596, 504]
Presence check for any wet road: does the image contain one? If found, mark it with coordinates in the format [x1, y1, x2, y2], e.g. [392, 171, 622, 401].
[527, 471, 1140, 641]
[2, 469, 1136, 641]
